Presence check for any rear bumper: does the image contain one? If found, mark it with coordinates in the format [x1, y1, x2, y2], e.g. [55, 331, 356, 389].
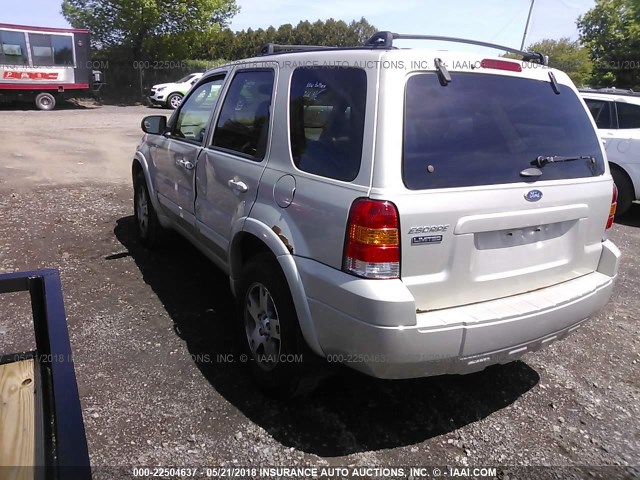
[297, 240, 620, 379]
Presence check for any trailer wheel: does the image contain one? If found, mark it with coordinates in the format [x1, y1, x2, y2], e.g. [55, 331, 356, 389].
[35, 93, 56, 111]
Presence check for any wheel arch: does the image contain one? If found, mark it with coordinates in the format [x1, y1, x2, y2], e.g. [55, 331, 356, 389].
[132, 153, 171, 228]
[229, 219, 324, 356]
[609, 161, 637, 200]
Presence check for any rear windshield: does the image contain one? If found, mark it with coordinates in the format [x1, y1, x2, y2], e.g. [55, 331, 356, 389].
[403, 73, 605, 190]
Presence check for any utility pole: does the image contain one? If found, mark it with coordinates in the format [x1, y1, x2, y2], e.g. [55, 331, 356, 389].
[521, 0, 536, 50]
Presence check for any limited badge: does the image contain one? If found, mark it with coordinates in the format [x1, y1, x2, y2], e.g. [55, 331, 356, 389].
[411, 235, 443, 245]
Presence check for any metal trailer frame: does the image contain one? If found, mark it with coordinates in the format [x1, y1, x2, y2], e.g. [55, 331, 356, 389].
[0, 269, 91, 480]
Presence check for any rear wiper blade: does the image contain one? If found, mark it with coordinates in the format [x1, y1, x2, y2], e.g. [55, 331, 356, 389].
[434, 58, 451, 86]
[531, 155, 595, 168]
[548, 71, 560, 95]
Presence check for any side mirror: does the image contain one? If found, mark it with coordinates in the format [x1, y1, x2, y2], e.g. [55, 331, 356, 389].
[141, 115, 167, 135]
[190, 78, 198, 85]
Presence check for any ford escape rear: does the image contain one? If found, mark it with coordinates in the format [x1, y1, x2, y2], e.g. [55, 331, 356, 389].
[132, 32, 621, 395]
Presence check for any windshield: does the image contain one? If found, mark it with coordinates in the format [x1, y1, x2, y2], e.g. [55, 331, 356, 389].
[403, 73, 605, 190]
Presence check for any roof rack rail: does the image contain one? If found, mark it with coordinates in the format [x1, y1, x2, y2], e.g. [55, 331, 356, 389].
[365, 31, 549, 66]
[579, 87, 640, 97]
[259, 43, 336, 55]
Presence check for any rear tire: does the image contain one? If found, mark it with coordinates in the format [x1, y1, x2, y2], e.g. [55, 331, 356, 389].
[35, 93, 56, 111]
[133, 172, 166, 247]
[238, 253, 325, 398]
[166, 93, 183, 110]
[611, 166, 634, 218]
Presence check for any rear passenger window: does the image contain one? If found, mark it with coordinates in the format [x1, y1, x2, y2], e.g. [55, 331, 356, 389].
[616, 102, 640, 129]
[585, 99, 613, 129]
[212, 70, 274, 161]
[289, 67, 366, 181]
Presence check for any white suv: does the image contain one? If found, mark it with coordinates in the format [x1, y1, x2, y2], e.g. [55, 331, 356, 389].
[580, 88, 640, 216]
[133, 32, 621, 396]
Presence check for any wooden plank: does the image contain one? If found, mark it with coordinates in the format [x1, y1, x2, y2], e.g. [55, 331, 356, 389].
[0, 358, 35, 477]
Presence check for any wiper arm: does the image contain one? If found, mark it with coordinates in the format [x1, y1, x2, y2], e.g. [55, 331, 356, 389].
[531, 155, 595, 168]
[548, 71, 560, 95]
[434, 58, 451, 86]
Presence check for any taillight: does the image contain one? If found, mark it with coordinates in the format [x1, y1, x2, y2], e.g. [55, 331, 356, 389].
[606, 183, 618, 230]
[480, 59, 523, 72]
[343, 199, 400, 279]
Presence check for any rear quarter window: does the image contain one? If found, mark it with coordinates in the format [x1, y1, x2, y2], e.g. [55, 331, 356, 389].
[289, 67, 367, 181]
[584, 99, 613, 129]
[403, 73, 605, 190]
[616, 102, 640, 129]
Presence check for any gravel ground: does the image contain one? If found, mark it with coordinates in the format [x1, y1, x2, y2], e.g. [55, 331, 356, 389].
[0, 105, 638, 479]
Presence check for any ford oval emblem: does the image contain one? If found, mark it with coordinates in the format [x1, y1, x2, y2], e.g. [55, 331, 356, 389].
[525, 190, 543, 202]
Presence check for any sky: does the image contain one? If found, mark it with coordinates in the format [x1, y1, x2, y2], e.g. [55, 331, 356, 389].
[2, 0, 596, 53]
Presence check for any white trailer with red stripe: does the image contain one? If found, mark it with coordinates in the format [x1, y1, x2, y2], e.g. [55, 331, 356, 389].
[0, 23, 102, 110]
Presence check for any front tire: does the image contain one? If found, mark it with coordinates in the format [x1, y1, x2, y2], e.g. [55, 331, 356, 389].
[611, 166, 634, 217]
[133, 172, 165, 247]
[238, 254, 323, 397]
[166, 93, 183, 110]
[35, 92, 56, 111]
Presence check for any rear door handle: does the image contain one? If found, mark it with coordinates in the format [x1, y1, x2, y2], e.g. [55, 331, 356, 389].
[228, 179, 248, 193]
[175, 157, 194, 170]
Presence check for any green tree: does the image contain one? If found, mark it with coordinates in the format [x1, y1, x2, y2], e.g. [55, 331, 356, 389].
[347, 17, 379, 45]
[578, 0, 640, 89]
[61, 0, 239, 60]
[527, 38, 594, 86]
[224, 17, 377, 60]
[275, 24, 295, 45]
[202, 27, 235, 59]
